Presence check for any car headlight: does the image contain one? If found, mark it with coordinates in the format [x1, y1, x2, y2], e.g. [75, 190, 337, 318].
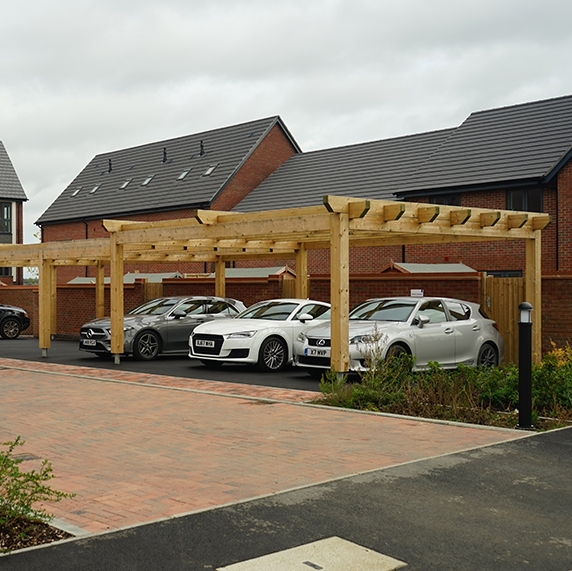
[350, 334, 374, 345]
[227, 330, 256, 338]
[105, 326, 134, 334]
[297, 332, 307, 343]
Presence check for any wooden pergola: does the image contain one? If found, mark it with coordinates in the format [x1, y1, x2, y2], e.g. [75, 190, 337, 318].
[0, 196, 550, 368]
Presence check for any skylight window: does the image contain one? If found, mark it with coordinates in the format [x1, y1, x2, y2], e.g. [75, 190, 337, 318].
[119, 178, 132, 190]
[177, 169, 191, 180]
[141, 175, 154, 186]
[70, 187, 82, 197]
[203, 164, 218, 176]
[89, 184, 101, 194]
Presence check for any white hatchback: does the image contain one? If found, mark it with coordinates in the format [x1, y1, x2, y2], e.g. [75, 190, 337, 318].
[189, 298, 331, 371]
[294, 296, 504, 374]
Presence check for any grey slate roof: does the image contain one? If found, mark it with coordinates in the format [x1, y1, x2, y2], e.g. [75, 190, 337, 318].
[37, 116, 299, 225]
[396, 94, 572, 195]
[235, 94, 572, 212]
[234, 129, 454, 212]
[387, 262, 476, 274]
[0, 141, 27, 201]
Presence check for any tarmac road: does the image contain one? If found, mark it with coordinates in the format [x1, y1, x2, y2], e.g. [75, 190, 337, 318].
[0, 336, 322, 392]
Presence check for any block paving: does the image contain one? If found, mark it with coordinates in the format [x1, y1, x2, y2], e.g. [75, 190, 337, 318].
[0, 358, 526, 535]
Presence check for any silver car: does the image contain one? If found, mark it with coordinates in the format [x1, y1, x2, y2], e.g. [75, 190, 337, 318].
[294, 296, 504, 373]
[80, 296, 246, 360]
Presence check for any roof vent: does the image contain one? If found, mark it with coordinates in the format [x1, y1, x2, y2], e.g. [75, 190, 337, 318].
[163, 148, 167, 163]
[108, 159, 112, 173]
[200, 141, 205, 156]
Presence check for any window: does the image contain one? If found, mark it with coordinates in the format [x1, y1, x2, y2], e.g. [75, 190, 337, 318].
[431, 194, 461, 206]
[89, 184, 101, 194]
[119, 179, 132, 190]
[203, 164, 218, 176]
[445, 301, 471, 321]
[141, 175, 154, 186]
[294, 304, 331, 321]
[177, 169, 191, 181]
[507, 188, 542, 212]
[70, 187, 82, 197]
[0, 203, 12, 234]
[416, 300, 447, 323]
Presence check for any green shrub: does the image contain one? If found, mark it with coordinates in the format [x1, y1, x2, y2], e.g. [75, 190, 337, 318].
[315, 341, 572, 429]
[0, 437, 74, 553]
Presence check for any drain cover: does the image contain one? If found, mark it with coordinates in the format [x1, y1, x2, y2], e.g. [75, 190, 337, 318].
[217, 536, 407, 570]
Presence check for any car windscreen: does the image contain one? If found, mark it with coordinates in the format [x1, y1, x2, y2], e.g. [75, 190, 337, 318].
[349, 299, 417, 322]
[237, 302, 298, 321]
[128, 298, 179, 316]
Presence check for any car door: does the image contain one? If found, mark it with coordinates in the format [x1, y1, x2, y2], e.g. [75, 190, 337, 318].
[443, 300, 480, 365]
[411, 300, 456, 368]
[165, 300, 207, 352]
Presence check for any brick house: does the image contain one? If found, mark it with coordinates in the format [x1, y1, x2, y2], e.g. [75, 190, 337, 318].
[0, 141, 27, 284]
[235, 95, 572, 276]
[37, 94, 572, 279]
[36, 116, 300, 282]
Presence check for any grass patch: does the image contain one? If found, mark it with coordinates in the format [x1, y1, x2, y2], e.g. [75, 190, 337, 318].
[315, 342, 572, 430]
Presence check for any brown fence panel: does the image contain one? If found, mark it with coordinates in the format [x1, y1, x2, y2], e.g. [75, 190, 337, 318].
[144, 282, 163, 301]
[481, 276, 524, 364]
[281, 279, 296, 299]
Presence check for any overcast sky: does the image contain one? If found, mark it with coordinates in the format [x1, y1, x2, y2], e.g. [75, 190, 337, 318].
[2, 0, 572, 242]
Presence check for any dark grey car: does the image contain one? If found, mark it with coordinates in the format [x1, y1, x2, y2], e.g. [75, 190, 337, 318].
[79, 296, 246, 360]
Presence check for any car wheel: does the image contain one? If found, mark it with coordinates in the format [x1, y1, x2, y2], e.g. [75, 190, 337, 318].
[386, 343, 409, 360]
[200, 360, 223, 369]
[1, 318, 21, 339]
[477, 343, 498, 367]
[133, 331, 161, 360]
[258, 337, 287, 371]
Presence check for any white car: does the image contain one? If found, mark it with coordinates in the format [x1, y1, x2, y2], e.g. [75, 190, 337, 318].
[189, 298, 331, 371]
[294, 296, 504, 373]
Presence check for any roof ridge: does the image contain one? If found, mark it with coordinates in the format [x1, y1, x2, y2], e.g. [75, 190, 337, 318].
[469, 93, 572, 117]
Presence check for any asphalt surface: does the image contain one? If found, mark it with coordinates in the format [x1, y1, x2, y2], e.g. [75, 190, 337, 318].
[3, 427, 571, 571]
[0, 336, 321, 392]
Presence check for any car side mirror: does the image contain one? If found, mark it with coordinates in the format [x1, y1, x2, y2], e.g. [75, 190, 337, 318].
[299, 313, 314, 323]
[173, 310, 186, 319]
[415, 315, 430, 328]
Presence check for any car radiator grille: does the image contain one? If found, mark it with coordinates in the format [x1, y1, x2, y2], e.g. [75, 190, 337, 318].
[80, 327, 107, 340]
[307, 338, 331, 347]
[298, 355, 331, 367]
[192, 334, 224, 355]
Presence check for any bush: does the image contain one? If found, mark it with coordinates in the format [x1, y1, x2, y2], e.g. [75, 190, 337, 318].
[315, 342, 572, 430]
[0, 437, 74, 553]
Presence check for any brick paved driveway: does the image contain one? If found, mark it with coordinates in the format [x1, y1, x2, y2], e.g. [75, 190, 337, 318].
[0, 358, 526, 535]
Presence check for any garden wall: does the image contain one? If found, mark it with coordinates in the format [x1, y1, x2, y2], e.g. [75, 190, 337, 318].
[1, 274, 570, 361]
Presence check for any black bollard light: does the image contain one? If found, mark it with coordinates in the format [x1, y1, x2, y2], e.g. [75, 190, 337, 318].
[518, 302, 533, 429]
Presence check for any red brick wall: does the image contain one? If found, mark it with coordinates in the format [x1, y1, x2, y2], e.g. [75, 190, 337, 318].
[1, 275, 570, 358]
[210, 123, 298, 211]
[557, 161, 572, 271]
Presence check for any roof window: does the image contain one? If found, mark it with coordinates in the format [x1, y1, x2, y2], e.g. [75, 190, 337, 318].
[89, 184, 101, 194]
[177, 169, 191, 181]
[70, 187, 82, 197]
[119, 178, 132, 190]
[203, 164, 218, 177]
[141, 175, 154, 186]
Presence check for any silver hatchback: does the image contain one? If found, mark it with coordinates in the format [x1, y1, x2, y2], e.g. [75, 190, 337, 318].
[80, 296, 246, 360]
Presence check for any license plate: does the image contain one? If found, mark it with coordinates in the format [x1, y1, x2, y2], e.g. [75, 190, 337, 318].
[196, 339, 215, 348]
[306, 348, 328, 357]
[82, 339, 97, 347]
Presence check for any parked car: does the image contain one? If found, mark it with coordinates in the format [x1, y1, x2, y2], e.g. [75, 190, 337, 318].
[294, 296, 503, 373]
[79, 296, 246, 360]
[0, 304, 31, 339]
[189, 298, 331, 371]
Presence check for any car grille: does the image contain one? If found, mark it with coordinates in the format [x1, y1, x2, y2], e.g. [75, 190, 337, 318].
[307, 338, 331, 347]
[192, 334, 224, 355]
[80, 327, 108, 340]
[298, 355, 331, 367]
